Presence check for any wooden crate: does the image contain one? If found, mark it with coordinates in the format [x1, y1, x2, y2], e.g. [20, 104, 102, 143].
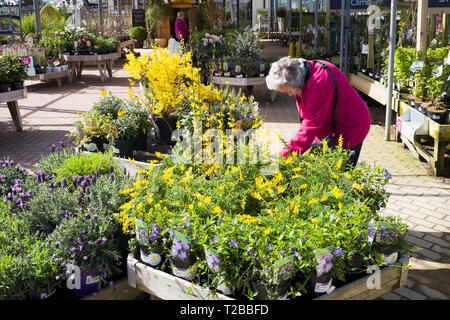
[127, 254, 408, 300]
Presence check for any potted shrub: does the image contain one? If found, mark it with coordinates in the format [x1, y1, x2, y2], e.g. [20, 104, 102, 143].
[0, 57, 12, 92]
[130, 26, 147, 49]
[73, 109, 112, 152]
[47, 210, 123, 297]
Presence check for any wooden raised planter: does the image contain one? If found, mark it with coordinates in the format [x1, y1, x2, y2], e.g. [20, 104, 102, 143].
[64, 52, 121, 83]
[393, 98, 450, 176]
[127, 254, 408, 300]
[0, 88, 27, 131]
[212, 76, 277, 102]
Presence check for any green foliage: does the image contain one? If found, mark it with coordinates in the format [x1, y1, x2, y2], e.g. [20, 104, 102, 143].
[0, 55, 28, 83]
[146, 0, 175, 37]
[227, 30, 263, 61]
[0, 158, 28, 196]
[129, 26, 147, 42]
[21, 12, 66, 37]
[53, 150, 116, 181]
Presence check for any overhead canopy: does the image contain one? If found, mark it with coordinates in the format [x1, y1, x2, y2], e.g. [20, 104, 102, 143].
[168, 0, 198, 8]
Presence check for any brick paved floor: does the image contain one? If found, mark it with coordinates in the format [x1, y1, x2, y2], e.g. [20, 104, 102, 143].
[1, 53, 449, 300]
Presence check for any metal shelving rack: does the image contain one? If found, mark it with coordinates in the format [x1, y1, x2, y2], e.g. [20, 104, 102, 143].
[0, 1, 22, 37]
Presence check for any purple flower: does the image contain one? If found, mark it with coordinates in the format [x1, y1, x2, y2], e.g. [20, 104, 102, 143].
[329, 213, 335, 222]
[384, 169, 392, 180]
[55, 276, 61, 281]
[348, 210, 354, 217]
[229, 240, 238, 248]
[212, 236, 219, 244]
[81, 229, 88, 235]
[294, 251, 302, 260]
[334, 248, 343, 257]
[180, 241, 190, 251]
[324, 253, 333, 263]
[179, 251, 187, 260]
[54, 242, 60, 248]
[83, 254, 90, 260]
[325, 262, 333, 273]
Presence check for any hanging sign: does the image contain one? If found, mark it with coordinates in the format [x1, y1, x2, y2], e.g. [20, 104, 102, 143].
[132, 9, 146, 28]
[20, 56, 36, 77]
[330, 0, 402, 10]
[428, 0, 450, 8]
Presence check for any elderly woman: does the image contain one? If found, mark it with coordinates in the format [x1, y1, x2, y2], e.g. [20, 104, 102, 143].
[266, 57, 371, 166]
[175, 11, 190, 43]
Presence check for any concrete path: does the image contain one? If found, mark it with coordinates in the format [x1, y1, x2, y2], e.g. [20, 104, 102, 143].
[1, 55, 449, 300]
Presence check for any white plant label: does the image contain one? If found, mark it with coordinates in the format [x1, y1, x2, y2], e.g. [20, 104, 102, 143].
[362, 44, 369, 55]
[86, 275, 100, 285]
[314, 278, 332, 293]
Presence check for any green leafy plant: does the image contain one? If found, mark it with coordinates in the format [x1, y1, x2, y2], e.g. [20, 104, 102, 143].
[129, 26, 148, 42]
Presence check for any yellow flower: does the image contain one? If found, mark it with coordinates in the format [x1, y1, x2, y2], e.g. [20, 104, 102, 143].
[120, 188, 134, 195]
[264, 227, 272, 235]
[307, 198, 318, 205]
[338, 202, 343, 211]
[277, 185, 286, 194]
[292, 167, 301, 172]
[311, 218, 319, 224]
[118, 109, 124, 117]
[292, 151, 298, 157]
[352, 183, 363, 191]
[336, 158, 343, 170]
[100, 90, 108, 96]
[344, 172, 352, 179]
[332, 185, 344, 199]
[241, 199, 246, 210]
[320, 194, 328, 202]
[204, 196, 212, 204]
[212, 206, 222, 215]
[188, 203, 194, 210]
[300, 184, 308, 189]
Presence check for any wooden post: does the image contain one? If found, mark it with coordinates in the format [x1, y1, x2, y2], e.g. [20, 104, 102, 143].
[7, 100, 23, 132]
[416, 0, 429, 50]
[443, 14, 449, 46]
[430, 14, 436, 41]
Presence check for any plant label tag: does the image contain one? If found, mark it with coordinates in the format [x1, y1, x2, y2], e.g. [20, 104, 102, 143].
[315, 278, 332, 293]
[375, 222, 397, 245]
[326, 285, 336, 295]
[86, 275, 100, 285]
[445, 53, 450, 65]
[83, 143, 98, 152]
[20, 56, 36, 77]
[135, 218, 149, 247]
[362, 44, 369, 54]
[409, 60, 424, 72]
[274, 255, 295, 280]
[432, 65, 443, 77]
[432, 115, 440, 120]
[40, 288, 56, 299]
[174, 230, 191, 244]
[383, 251, 398, 265]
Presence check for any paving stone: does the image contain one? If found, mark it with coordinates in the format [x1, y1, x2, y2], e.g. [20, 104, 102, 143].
[393, 286, 427, 300]
[423, 234, 450, 248]
[414, 284, 449, 300]
[416, 248, 442, 261]
[430, 244, 450, 257]
[380, 291, 402, 300]
[407, 217, 435, 229]
[425, 216, 450, 229]
[407, 235, 434, 249]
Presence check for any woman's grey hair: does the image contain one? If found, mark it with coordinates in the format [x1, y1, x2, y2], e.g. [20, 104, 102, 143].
[266, 57, 307, 91]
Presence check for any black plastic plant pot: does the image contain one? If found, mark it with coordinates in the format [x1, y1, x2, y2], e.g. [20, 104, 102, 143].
[252, 279, 291, 300]
[152, 116, 178, 146]
[0, 83, 11, 92]
[407, 97, 415, 108]
[413, 100, 423, 112]
[113, 139, 134, 158]
[12, 81, 24, 90]
[426, 107, 448, 124]
[132, 132, 148, 151]
[90, 136, 107, 152]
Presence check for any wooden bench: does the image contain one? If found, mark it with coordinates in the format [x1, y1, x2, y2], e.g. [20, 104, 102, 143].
[0, 88, 27, 131]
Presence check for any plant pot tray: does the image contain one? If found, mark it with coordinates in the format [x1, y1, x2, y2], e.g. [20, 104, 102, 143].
[211, 76, 277, 102]
[127, 255, 233, 300]
[127, 254, 408, 300]
[82, 277, 145, 300]
[393, 98, 450, 176]
[0, 88, 27, 132]
[349, 73, 388, 106]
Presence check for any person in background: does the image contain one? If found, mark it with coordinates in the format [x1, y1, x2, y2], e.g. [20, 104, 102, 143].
[175, 11, 190, 43]
[266, 57, 372, 166]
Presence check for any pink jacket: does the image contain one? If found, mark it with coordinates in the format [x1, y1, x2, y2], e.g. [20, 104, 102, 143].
[175, 18, 190, 40]
[282, 60, 371, 156]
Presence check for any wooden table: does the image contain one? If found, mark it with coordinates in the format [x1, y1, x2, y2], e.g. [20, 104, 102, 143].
[27, 70, 69, 88]
[64, 52, 121, 82]
[212, 76, 277, 102]
[0, 88, 27, 131]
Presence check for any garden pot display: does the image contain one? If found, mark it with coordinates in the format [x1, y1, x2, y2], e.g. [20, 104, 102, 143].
[426, 106, 447, 124]
[151, 116, 178, 145]
[31, 286, 56, 300]
[169, 231, 197, 281]
[204, 246, 235, 295]
[73, 269, 102, 297]
[140, 243, 164, 267]
[0, 83, 11, 92]
[414, 100, 427, 115]
[113, 139, 134, 158]
[379, 244, 399, 265]
[407, 95, 416, 108]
